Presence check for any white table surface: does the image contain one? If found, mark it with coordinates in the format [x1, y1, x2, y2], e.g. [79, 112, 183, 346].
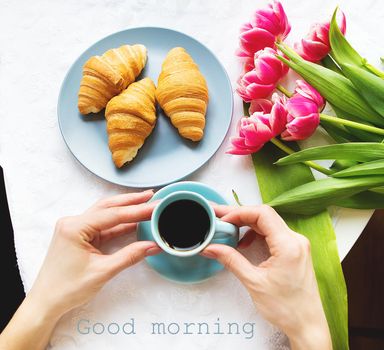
[0, 0, 381, 349]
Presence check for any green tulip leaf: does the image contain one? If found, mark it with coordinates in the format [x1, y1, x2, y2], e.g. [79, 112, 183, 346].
[329, 7, 384, 79]
[268, 176, 384, 215]
[321, 54, 343, 75]
[334, 190, 384, 209]
[329, 8, 365, 69]
[340, 63, 384, 118]
[276, 143, 384, 165]
[332, 159, 384, 177]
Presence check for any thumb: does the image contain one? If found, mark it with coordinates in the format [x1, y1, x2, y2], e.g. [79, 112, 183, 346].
[106, 241, 161, 275]
[201, 244, 256, 283]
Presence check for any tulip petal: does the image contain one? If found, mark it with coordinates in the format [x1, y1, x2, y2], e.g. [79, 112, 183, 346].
[230, 136, 247, 148]
[252, 47, 288, 86]
[301, 39, 329, 60]
[236, 47, 252, 58]
[244, 58, 255, 72]
[239, 28, 276, 57]
[339, 11, 347, 34]
[254, 59, 281, 83]
[249, 99, 273, 114]
[295, 80, 325, 110]
[284, 113, 320, 140]
[251, 10, 279, 35]
[239, 22, 253, 33]
[272, 0, 291, 38]
[243, 123, 272, 146]
[295, 39, 329, 62]
[286, 95, 319, 116]
[270, 101, 288, 134]
[280, 129, 295, 141]
[227, 147, 255, 155]
[236, 80, 275, 101]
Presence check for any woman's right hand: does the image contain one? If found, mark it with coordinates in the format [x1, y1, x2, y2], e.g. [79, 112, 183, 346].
[201, 205, 332, 350]
[0, 190, 161, 350]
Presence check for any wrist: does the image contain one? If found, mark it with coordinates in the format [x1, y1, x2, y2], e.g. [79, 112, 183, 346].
[282, 298, 332, 350]
[24, 289, 65, 325]
[0, 291, 63, 350]
[289, 329, 332, 350]
[287, 319, 332, 350]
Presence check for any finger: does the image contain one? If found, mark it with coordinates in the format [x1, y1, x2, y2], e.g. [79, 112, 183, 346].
[106, 241, 162, 275]
[221, 205, 293, 256]
[91, 190, 154, 210]
[88, 201, 158, 231]
[211, 204, 237, 218]
[238, 229, 257, 249]
[200, 244, 256, 283]
[221, 205, 290, 239]
[100, 223, 137, 243]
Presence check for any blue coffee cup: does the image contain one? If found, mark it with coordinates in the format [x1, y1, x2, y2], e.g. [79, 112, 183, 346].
[151, 190, 239, 257]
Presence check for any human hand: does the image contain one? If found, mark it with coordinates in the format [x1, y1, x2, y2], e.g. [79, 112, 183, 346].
[0, 190, 161, 350]
[201, 205, 332, 350]
[28, 190, 161, 318]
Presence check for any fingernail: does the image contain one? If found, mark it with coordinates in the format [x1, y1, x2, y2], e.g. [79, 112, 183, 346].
[144, 189, 154, 194]
[200, 250, 217, 259]
[146, 246, 162, 256]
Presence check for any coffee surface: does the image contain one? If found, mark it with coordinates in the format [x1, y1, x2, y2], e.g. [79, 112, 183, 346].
[158, 199, 210, 250]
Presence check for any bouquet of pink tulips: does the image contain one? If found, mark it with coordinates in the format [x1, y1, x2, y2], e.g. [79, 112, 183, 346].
[230, 2, 384, 349]
[230, 1, 384, 214]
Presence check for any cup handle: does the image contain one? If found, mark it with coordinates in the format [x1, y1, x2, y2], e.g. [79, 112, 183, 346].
[213, 218, 239, 240]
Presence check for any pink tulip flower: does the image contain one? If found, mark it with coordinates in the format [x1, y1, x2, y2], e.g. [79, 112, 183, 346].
[237, 70, 275, 102]
[294, 80, 325, 110]
[281, 82, 323, 141]
[255, 47, 289, 80]
[294, 11, 346, 62]
[237, 48, 288, 101]
[237, 1, 291, 60]
[228, 95, 287, 155]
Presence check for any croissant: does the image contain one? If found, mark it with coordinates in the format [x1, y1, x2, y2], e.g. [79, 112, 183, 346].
[78, 44, 147, 115]
[105, 78, 157, 168]
[156, 47, 209, 141]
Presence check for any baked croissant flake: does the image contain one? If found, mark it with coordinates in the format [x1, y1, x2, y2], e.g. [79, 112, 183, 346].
[78, 44, 147, 115]
[155, 47, 209, 141]
[105, 77, 157, 168]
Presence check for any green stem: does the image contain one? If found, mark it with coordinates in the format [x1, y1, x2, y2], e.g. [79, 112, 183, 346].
[270, 137, 295, 155]
[276, 84, 293, 97]
[276, 42, 298, 57]
[320, 113, 384, 136]
[270, 138, 333, 175]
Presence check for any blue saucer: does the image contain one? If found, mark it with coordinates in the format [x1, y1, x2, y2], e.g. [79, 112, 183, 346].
[137, 181, 238, 283]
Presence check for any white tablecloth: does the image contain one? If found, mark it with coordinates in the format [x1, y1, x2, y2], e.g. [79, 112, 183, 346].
[0, 0, 381, 349]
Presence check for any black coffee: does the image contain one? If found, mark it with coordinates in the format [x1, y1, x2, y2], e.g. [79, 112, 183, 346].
[158, 199, 210, 250]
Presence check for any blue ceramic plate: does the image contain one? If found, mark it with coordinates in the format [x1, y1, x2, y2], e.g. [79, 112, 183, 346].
[58, 27, 233, 188]
[137, 181, 238, 283]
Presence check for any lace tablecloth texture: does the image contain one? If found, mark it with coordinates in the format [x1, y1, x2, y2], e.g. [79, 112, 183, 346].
[0, 0, 382, 349]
